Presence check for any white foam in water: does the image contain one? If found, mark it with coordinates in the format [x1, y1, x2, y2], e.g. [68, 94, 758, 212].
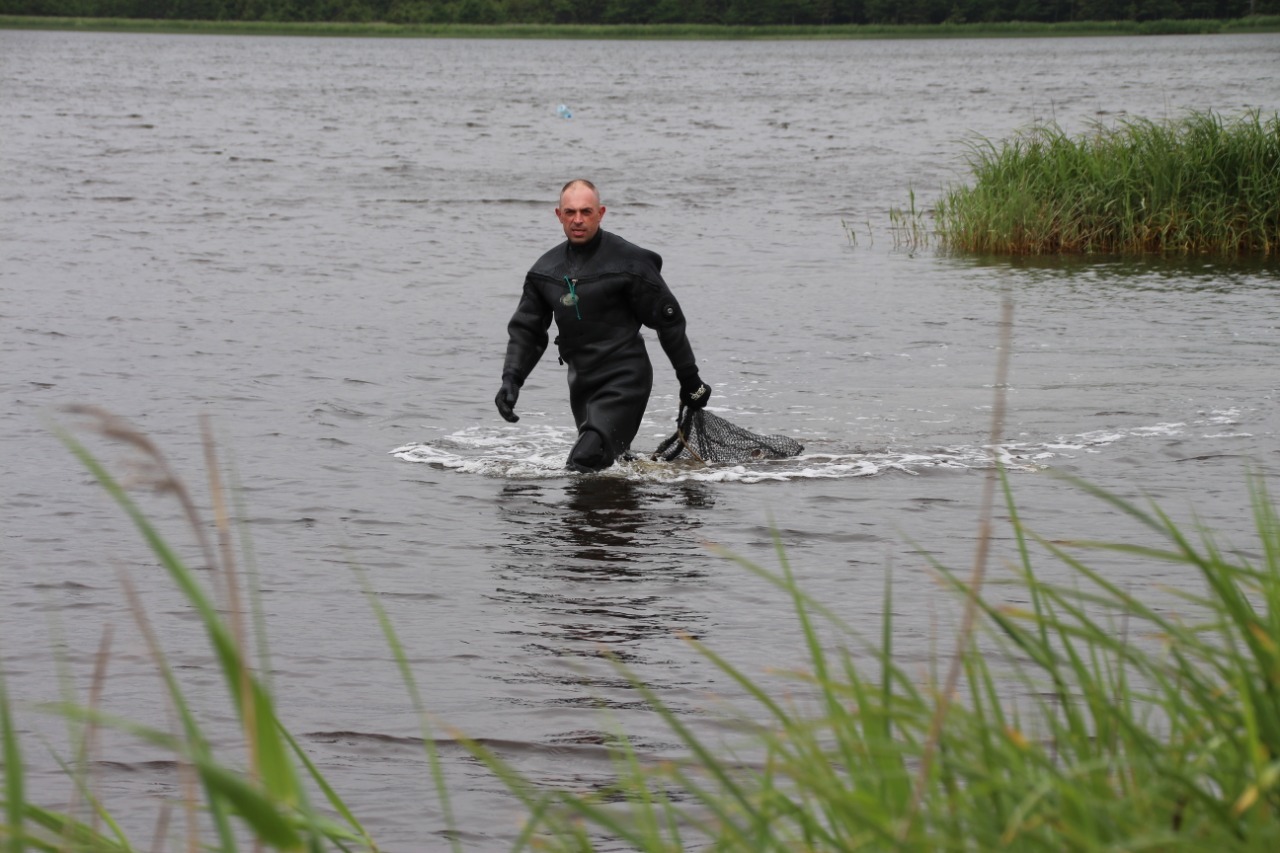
[1040, 421, 1187, 453]
[392, 424, 573, 479]
[1201, 408, 1252, 438]
[394, 428, 1034, 483]
[393, 409, 1246, 483]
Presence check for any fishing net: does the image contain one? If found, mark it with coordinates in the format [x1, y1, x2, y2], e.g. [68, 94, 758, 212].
[652, 406, 804, 464]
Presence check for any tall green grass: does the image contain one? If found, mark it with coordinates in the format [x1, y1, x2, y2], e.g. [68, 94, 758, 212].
[4, 407, 380, 851]
[4, 405, 1280, 849]
[934, 110, 1280, 257]
[469, 473, 1280, 850]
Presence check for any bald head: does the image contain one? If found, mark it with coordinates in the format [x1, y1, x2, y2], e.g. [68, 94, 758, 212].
[556, 179, 605, 245]
[560, 179, 599, 206]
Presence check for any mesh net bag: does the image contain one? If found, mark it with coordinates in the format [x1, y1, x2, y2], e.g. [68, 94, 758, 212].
[651, 407, 804, 464]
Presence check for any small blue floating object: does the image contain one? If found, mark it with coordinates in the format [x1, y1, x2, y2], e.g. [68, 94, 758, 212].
[556, 104, 573, 119]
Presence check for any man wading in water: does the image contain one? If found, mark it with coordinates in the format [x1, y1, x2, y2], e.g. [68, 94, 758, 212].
[495, 179, 712, 473]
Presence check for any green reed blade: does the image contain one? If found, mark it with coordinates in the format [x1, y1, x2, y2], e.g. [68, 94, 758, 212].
[51, 423, 357, 848]
[1, 669, 24, 853]
[46, 751, 137, 852]
[9, 801, 134, 853]
[355, 567, 460, 853]
[277, 725, 374, 849]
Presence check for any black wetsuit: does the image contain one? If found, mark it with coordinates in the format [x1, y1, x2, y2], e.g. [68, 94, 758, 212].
[501, 229, 700, 472]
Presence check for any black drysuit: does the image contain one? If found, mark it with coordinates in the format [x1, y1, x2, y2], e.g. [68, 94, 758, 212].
[501, 229, 700, 472]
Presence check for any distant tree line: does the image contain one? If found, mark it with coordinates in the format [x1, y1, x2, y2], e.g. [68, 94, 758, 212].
[1, 0, 1275, 26]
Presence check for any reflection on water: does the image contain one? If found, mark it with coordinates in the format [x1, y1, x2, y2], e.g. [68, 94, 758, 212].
[533, 477, 715, 569]
[481, 477, 725, 779]
[957, 251, 1280, 289]
[493, 479, 715, 659]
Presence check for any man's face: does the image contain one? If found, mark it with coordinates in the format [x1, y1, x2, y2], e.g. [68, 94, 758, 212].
[556, 185, 605, 245]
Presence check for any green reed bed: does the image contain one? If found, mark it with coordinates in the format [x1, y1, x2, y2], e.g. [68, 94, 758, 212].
[934, 110, 1280, 257]
[4, 407, 1280, 849]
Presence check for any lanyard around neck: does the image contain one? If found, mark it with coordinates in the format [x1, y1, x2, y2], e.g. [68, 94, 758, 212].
[562, 276, 582, 320]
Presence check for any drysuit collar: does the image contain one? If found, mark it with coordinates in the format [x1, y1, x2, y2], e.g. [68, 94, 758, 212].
[566, 229, 604, 262]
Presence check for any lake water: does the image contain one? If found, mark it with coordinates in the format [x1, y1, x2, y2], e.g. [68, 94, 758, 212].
[2, 27, 1279, 849]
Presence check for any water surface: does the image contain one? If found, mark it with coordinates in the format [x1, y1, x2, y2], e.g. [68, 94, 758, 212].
[2, 29, 1278, 848]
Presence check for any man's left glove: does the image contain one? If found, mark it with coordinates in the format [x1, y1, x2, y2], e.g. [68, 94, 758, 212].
[495, 377, 521, 423]
[679, 376, 712, 411]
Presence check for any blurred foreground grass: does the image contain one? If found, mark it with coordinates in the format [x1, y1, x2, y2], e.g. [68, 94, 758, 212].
[2, 405, 1278, 850]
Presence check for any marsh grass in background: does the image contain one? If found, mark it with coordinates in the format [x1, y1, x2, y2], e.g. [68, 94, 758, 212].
[4, 407, 1280, 849]
[929, 110, 1280, 257]
[2, 15, 1280, 39]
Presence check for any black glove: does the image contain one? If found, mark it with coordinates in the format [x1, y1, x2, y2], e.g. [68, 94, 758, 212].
[495, 377, 520, 423]
[679, 376, 711, 411]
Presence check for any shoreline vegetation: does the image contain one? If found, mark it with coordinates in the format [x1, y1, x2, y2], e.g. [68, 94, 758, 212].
[6, 403, 1280, 848]
[3, 13, 1280, 38]
[924, 110, 1280, 257]
[861, 110, 1280, 259]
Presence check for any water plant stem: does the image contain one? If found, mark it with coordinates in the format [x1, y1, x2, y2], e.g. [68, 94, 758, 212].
[904, 294, 1014, 837]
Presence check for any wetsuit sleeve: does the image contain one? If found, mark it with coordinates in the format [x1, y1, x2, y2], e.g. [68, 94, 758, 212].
[502, 277, 551, 385]
[632, 275, 699, 384]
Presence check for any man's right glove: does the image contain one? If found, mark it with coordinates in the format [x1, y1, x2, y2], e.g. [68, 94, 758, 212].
[495, 377, 521, 422]
[679, 376, 711, 411]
